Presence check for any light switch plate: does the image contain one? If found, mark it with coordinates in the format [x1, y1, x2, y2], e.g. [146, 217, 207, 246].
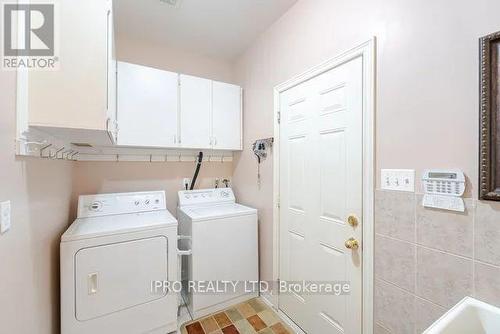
[381, 169, 415, 192]
[1, 201, 11, 234]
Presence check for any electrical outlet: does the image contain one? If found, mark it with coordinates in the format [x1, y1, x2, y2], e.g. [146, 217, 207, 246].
[1, 201, 11, 234]
[214, 177, 231, 188]
[381, 169, 415, 192]
[182, 178, 191, 190]
[214, 177, 222, 188]
[221, 177, 231, 188]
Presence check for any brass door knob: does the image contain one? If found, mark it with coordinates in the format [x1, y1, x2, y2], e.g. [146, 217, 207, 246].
[347, 215, 359, 227]
[345, 237, 359, 250]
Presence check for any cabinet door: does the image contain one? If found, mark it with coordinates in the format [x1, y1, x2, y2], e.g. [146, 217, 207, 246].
[28, 0, 109, 132]
[179, 75, 212, 149]
[212, 81, 242, 150]
[117, 62, 179, 147]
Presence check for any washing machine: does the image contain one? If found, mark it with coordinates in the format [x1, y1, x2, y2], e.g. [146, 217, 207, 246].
[177, 188, 258, 319]
[60, 191, 178, 334]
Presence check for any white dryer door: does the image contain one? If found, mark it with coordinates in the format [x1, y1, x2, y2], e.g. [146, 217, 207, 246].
[75, 236, 168, 321]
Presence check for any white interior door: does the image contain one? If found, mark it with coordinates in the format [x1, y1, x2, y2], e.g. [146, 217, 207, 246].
[179, 74, 212, 149]
[117, 62, 179, 147]
[279, 56, 363, 334]
[212, 81, 242, 150]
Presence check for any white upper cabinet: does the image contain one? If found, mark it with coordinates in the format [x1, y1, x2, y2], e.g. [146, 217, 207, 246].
[24, 0, 116, 145]
[117, 62, 179, 148]
[179, 74, 212, 149]
[212, 81, 242, 150]
[115, 70, 242, 150]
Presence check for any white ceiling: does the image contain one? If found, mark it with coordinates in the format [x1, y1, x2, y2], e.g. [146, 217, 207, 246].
[114, 0, 298, 61]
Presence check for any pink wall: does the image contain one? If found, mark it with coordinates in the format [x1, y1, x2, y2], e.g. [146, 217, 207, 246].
[116, 36, 235, 83]
[0, 72, 73, 333]
[232, 0, 500, 282]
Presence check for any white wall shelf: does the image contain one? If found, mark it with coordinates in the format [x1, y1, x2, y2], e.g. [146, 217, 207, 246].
[16, 129, 233, 163]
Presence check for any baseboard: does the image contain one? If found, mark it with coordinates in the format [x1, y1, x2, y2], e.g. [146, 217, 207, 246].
[258, 294, 306, 334]
[260, 291, 275, 308]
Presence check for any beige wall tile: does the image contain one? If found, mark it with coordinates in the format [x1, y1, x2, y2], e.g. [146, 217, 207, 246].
[375, 279, 415, 334]
[375, 190, 416, 242]
[375, 234, 416, 292]
[416, 196, 473, 258]
[416, 247, 473, 308]
[415, 297, 446, 333]
[374, 323, 391, 334]
[475, 201, 500, 266]
[474, 262, 500, 308]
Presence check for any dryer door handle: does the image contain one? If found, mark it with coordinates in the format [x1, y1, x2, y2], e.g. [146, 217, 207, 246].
[88, 272, 98, 295]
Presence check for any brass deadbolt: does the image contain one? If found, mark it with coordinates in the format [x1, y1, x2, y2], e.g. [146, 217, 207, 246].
[347, 215, 359, 227]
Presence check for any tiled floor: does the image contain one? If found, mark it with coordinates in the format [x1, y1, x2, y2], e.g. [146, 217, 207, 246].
[177, 292, 194, 333]
[180, 298, 294, 334]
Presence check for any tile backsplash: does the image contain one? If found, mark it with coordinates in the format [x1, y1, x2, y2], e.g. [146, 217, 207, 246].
[374, 189, 500, 333]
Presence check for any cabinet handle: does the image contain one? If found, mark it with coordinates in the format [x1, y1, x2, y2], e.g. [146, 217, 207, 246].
[214, 137, 217, 146]
[174, 135, 177, 144]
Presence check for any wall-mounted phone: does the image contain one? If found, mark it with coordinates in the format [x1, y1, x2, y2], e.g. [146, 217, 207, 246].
[422, 169, 466, 212]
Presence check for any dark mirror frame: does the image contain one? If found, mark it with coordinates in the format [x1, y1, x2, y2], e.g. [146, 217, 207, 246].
[480, 31, 500, 200]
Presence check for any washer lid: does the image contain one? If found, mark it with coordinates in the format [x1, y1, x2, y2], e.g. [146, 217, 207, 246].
[181, 203, 257, 221]
[61, 210, 177, 242]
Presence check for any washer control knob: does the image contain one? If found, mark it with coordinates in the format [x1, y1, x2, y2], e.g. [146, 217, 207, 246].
[145, 199, 150, 205]
[134, 200, 140, 206]
[90, 201, 103, 211]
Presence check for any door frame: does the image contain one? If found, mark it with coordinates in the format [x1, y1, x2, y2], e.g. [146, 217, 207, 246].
[270, 38, 376, 334]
